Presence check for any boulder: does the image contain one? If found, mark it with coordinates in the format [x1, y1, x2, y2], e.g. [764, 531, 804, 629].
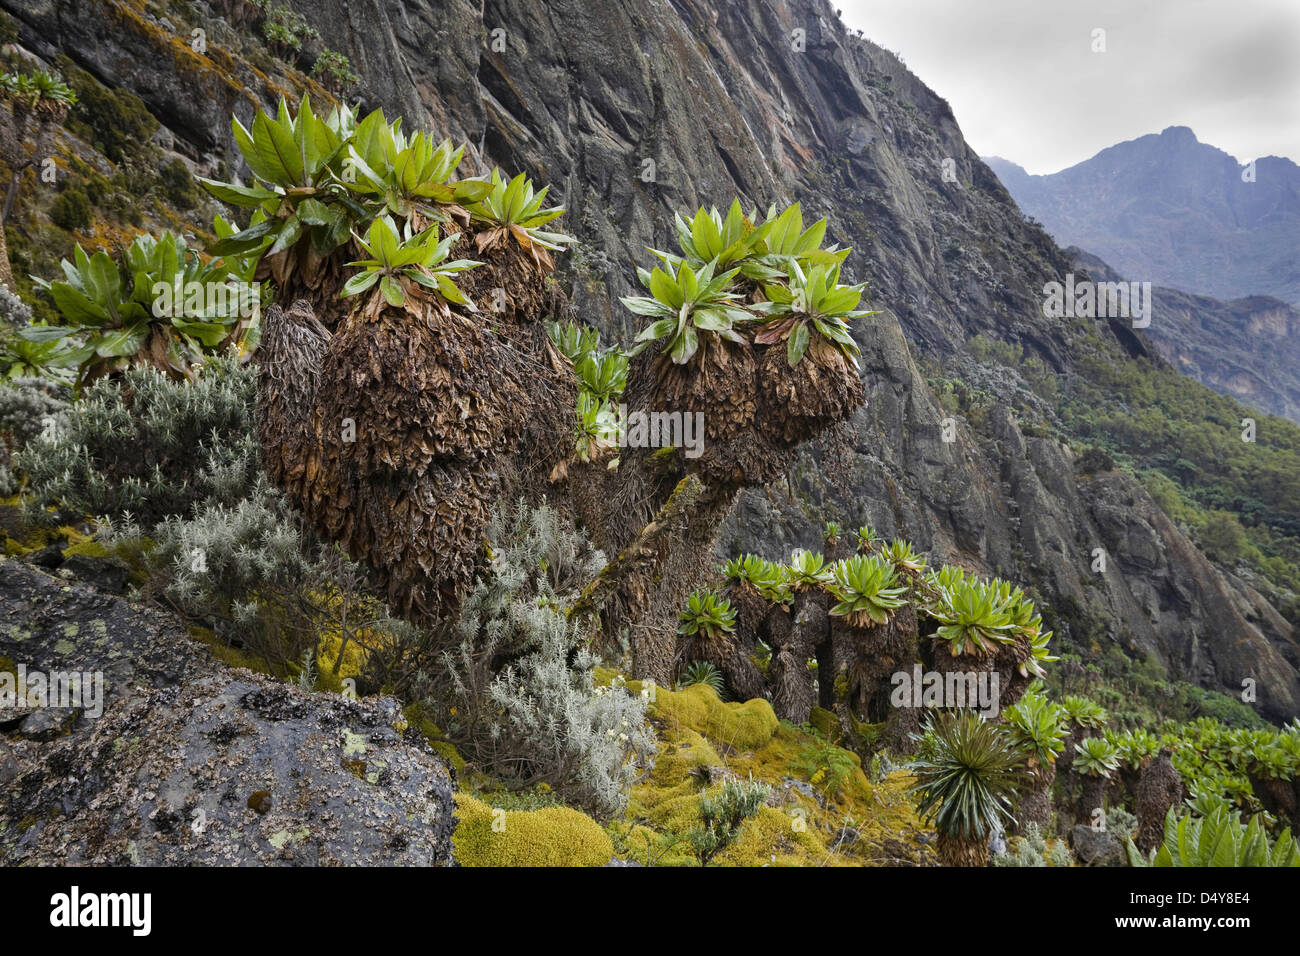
[0, 557, 456, 866]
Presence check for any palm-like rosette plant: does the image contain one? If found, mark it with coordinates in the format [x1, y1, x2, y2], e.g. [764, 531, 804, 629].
[624, 258, 751, 365]
[547, 320, 628, 463]
[573, 390, 619, 462]
[202, 98, 361, 288]
[753, 261, 869, 368]
[0, 70, 77, 284]
[33, 232, 251, 384]
[1110, 728, 1161, 771]
[345, 110, 491, 232]
[827, 554, 909, 628]
[340, 215, 479, 316]
[855, 525, 881, 553]
[1074, 736, 1120, 779]
[881, 539, 927, 577]
[785, 549, 831, 591]
[1, 70, 77, 118]
[1004, 690, 1067, 767]
[1001, 688, 1065, 828]
[723, 554, 793, 605]
[678, 589, 738, 641]
[988, 581, 1056, 678]
[910, 711, 1025, 866]
[754, 201, 850, 274]
[678, 660, 726, 696]
[547, 319, 601, 365]
[926, 576, 1017, 657]
[466, 169, 574, 268]
[1060, 695, 1108, 731]
[573, 345, 628, 405]
[651, 199, 773, 281]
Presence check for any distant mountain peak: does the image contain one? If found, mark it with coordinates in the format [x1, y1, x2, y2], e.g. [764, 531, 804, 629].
[988, 129, 1300, 305]
[1157, 124, 1199, 142]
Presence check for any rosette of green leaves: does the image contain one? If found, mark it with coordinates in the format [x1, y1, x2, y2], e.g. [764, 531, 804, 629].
[546, 320, 627, 462]
[1003, 691, 1067, 767]
[856, 525, 881, 553]
[910, 711, 1025, 850]
[723, 554, 792, 605]
[33, 232, 247, 384]
[827, 554, 909, 627]
[881, 539, 927, 576]
[785, 549, 832, 591]
[754, 202, 850, 273]
[345, 110, 491, 230]
[624, 258, 751, 365]
[573, 390, 619, 462]
[753, 261, 869, 368]
[575, 346, 628, 404]
[201, 98, 362, 270]
[1, 69, 76, 110]
[341, 215, 479, 310]
[678, 589, 738, 640]
[548, 319, 600, 365]
[650, 199, 774, 282]
[467, 169, 574, 267]
[927, 577, 1017, 657]
[1060, 695, 1108, 730]
[1074, 736, 1121, 778]
[1108, 728, 1161, 770]
[986, 579, 1056, 678]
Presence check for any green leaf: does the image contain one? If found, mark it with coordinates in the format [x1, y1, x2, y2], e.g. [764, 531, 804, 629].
[253, 108, 304, 185]
[787, 321, 810, 366]
[341, 271, 379, 298]
[90, 323, 150, 358]
[198, 177, 277, 207]
[379, 275, 404, 307]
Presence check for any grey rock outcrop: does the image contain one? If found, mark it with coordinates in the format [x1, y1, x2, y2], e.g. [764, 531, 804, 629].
[0, 558, 457, 865]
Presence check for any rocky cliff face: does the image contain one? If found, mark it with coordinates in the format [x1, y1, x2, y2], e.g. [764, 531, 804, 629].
[3, 0, 1296, 719]
[1069, 248, 1300, 423]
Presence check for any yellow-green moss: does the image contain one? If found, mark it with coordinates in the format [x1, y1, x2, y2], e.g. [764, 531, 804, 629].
[187, 625, 274, 676]
[808, 705, 838, 741]
[402, 702, 467, 774]
[609, 697, 934, 866]
[634, 682, 778, 752]
[452, 793, 613, 867]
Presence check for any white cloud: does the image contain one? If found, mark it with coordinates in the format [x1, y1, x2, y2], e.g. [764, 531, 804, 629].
[838, 0, 1300, 172]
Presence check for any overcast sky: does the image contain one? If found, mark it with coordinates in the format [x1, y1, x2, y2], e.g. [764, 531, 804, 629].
[838, 0, 1300, 174]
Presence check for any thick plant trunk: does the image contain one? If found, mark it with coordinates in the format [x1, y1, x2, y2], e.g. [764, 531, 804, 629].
[937, 833, 988, 867]
[1136, 752, 1183, 854]
[1079, 775, 1107, 825]
[0, 217, 13, 290]
[1016, 760, 1057, 833]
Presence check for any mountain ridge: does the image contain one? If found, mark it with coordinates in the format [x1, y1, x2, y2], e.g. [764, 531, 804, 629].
[985, 126, 1300, 305]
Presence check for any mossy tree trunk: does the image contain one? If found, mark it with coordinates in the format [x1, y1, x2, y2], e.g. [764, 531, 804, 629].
[1016, 758, 1056, 833]
[1079, 773, 1108, 825]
